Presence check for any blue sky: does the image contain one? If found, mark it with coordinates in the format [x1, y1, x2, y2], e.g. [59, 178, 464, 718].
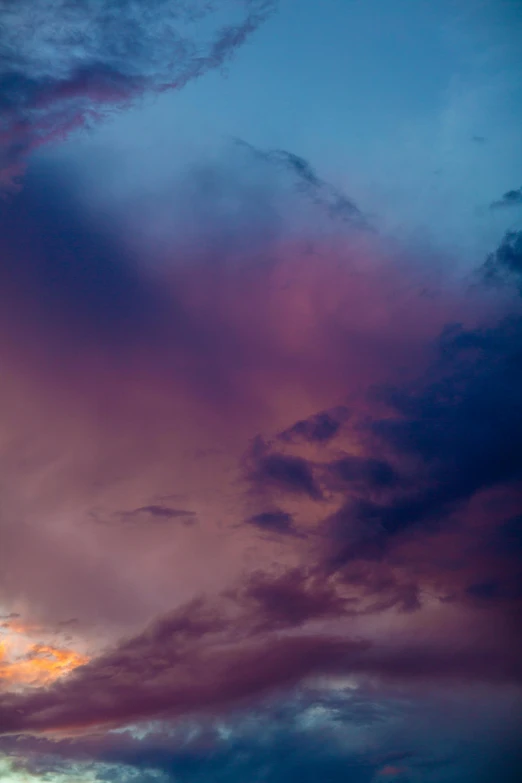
[45, 0, 522, 261]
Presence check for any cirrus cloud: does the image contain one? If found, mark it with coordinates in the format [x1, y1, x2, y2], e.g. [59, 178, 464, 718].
[0, 0, 276, 189]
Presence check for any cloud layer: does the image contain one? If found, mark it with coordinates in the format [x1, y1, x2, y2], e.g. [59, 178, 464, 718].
[0, 0, 275, 188]
[1, 149, 521, 691]
[0, 138, 520, 781]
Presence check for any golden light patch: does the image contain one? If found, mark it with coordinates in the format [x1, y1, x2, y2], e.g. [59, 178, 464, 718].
[0, 637, 89, 689]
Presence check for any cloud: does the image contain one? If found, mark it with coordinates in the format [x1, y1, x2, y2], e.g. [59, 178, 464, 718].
[110, 506, 197, 526]
[278, 408, 349, 444]
[324, 309, 522, 547]
[0, 0, 276, 189]
[0, 145, 521, 783]
[328, 455, 401, 491]
[245, 510, 301, 536]
[1, 548, 522, 738]
[0, 622, 365, 734]
[249, 451, 323, 500]
[490, 187, 522, 209]
[1, 609, 520, 738]
[0, 690, 473, 783]
[0, 0, 520, 774]
[2, 677, 521, 783]
[482, 229, 522, 289]
[1, 152, 465, 636]
[235, 139, 371, 230]
[314, 309, 522, 646]
[235, 568, 348, 629]
[0, 640, 88, 690]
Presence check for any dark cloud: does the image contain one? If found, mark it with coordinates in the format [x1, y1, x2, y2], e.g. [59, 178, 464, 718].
[482, 229, 522, 290]
[325, 306, 522, 550]
[279, 408, 348, 444]
[246, 510, 300, 536]
[0, 624, 365, 734]
[3, 688, 520, 783]
[1, 546, 522, 738]
[250, 452, 322, 500]
[0, 159, 275, 398]
[245, 436, 323, 500]
[2, 673, 521, 783]
[235, 139, 371, 230]
[0, 725, 379, 783]
[490, 187, 522, 209]
[237, 568, 348, 629]
[329, 455, 400, 491]
[0, 0, 276, 189]
[380, 315, 522, 494]
[1, 600, 520, 738]
[118, 506, 197, 524]
[0, 693, 442, 783]
[0, 164, 168, 349]
[491, 514, 522, 555]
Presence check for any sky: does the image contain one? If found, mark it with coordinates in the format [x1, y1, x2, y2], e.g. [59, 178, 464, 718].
[0, 1, 521, 781]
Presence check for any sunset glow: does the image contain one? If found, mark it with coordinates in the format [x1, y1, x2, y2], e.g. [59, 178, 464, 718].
[0, 639, 88, 690]
[0, 1, 521, 781]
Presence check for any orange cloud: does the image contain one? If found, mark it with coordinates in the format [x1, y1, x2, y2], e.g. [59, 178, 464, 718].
[0, 638, 88, 689]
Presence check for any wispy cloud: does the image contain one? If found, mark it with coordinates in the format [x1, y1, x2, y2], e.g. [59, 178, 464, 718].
[234, 139, 372, 230]
[0, 0, 276, 189]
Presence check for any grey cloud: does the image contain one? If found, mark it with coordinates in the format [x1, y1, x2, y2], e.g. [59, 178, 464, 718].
[482, 229, 522, 290]
[490, 187, 522, 210]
